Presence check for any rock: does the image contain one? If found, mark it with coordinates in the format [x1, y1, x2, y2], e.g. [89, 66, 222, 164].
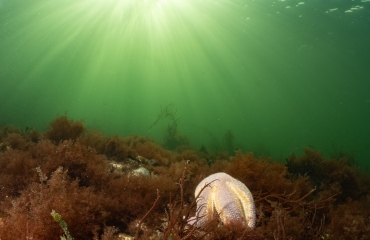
[131, 167, 150, 176]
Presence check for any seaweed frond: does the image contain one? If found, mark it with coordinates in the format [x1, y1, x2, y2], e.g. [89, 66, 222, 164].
[51, 210, 74, 240]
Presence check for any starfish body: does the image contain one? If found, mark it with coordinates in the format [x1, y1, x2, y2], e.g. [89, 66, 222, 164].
[193, 172, 256, 229]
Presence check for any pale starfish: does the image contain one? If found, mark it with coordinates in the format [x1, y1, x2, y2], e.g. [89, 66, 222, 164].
[191, 172, 256, 229]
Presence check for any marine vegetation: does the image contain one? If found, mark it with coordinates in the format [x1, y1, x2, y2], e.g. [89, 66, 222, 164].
[222, 130, 235, 155]
[149, 103, 189, 150]
[0, 116, 369, 239]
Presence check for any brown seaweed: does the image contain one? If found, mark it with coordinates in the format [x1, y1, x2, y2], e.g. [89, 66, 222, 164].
[0, 116, 369, 239]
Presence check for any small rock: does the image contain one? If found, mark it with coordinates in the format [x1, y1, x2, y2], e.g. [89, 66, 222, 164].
[118, 233, 134, 240]
[131, 167, 150, 176]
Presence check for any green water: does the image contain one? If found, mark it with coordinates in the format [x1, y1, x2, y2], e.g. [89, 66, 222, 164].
[1, 0, 369, 168]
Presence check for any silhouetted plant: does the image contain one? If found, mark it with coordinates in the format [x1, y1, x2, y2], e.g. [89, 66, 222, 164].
[222, 129, 234, 155]
[149, 103, 189, 150]
[149, 103, 178, 130]
[328, 143, 356, 166]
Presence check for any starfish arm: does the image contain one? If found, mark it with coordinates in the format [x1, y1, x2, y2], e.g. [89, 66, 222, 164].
[194, 182, 215, 226]
[226, 180, 256, 228]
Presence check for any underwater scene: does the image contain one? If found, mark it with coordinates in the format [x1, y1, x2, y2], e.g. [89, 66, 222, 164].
[0, 0, 370, 239]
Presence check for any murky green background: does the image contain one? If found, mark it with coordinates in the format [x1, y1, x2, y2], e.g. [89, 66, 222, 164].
[1, 0, 369, 168]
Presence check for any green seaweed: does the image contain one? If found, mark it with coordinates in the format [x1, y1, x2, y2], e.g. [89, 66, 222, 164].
[51, 210, 74, 240]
